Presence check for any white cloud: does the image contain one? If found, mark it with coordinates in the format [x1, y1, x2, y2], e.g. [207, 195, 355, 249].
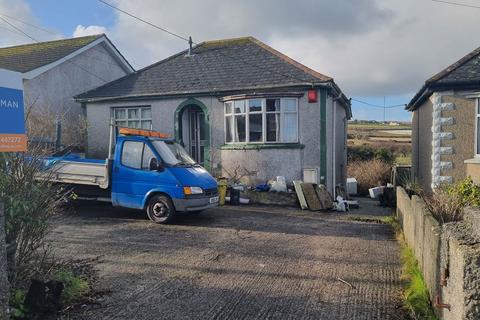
[73, 25, 107, 38]
[0, 0, 60, 47]
[103, 0, 480, 98]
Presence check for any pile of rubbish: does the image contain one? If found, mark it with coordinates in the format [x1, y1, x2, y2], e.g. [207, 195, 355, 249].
[217, 176, 358, 212]
[293, 180, 358, 212]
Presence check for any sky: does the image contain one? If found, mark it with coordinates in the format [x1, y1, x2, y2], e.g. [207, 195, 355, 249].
[1, 0, 479, 122]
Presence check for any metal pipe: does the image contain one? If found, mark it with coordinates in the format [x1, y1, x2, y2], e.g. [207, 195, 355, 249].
[108, 118, 115, 160]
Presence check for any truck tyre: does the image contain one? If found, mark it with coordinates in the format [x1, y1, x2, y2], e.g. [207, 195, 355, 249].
[146, 195, 176, 223]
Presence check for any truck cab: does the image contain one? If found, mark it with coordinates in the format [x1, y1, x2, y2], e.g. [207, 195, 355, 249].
[37, 127, 219, 224]
[111, 132, 219, 223]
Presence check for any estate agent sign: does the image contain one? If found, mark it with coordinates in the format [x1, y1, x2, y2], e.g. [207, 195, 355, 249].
[0, 68, 26, 152]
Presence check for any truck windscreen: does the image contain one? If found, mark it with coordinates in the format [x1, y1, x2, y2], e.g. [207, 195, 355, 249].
[151, 141, 196, 165]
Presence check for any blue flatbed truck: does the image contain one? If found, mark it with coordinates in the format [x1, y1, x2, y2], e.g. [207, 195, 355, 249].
[40, 127, 219, 223]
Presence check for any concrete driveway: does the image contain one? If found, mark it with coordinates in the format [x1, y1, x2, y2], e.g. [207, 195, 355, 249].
[52, 201, 406, 320]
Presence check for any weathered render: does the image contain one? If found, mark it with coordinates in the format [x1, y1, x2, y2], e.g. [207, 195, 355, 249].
[408, 46, 480, 190]
[77, 37, 350, 194]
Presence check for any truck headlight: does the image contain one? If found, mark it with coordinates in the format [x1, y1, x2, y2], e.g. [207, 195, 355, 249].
[183, 186, 203, 195]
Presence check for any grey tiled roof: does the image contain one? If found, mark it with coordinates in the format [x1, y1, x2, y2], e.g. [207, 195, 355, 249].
[408, 46, 480, 110]
[76, 37, 333, 101]
[0, 35, 103, 73]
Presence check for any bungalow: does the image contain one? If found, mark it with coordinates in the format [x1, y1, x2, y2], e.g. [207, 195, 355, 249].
[0, 34, 133, 144]
[408, 45, 480, 191]
[75, 37, 351, 194]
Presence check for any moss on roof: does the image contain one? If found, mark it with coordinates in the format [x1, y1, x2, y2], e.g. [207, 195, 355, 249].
[0, 34, 103, 72]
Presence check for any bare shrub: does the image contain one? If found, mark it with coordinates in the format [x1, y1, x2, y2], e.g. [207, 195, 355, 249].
[0, 149, 71, 287]
[25, 101, 88, 148]
[222, 161, 256, 185]
[423, 186, 464, 224]
[347, 159, 391, 196]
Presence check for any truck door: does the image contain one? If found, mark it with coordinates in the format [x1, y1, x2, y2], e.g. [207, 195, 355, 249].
[111, 140, 167, 209]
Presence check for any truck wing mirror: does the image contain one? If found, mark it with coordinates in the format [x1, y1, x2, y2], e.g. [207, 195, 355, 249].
[149, 158, 162, 171]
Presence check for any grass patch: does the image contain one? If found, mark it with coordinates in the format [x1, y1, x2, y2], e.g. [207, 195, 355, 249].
[53, 268, 91, 305]
[345, 215, 400, 230]
[401, 245, 438, 320]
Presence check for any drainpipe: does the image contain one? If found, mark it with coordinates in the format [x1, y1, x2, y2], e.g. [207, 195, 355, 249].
[332, 93, 343, 198]
[333, 98, 336, 198]
[108, 118, 115, 160]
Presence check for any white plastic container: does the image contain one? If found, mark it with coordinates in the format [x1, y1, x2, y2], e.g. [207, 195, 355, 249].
[346, 178, 358, 195]
[369, 187, 383, 199]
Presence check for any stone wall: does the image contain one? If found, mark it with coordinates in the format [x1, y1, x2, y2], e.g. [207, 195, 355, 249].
[396, 187, 480, 319]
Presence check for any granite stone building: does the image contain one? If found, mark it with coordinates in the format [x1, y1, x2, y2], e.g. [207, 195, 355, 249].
[76, 37, 351, 194]
[408, 45, 480, 191]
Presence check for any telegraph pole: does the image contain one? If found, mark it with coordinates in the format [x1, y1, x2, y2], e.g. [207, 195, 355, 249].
[383, 96, 386, 123]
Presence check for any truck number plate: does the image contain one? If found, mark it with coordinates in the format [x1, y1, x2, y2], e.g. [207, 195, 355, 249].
[210, 196, 219, 204]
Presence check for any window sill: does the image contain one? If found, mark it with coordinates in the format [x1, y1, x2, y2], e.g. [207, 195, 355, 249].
[464, 158, 480, 164]
[219, 143, 305, 150]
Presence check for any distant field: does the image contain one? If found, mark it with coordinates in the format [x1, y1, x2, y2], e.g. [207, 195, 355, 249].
[348, 123, 412, 130]
[348, 122, 412, 165]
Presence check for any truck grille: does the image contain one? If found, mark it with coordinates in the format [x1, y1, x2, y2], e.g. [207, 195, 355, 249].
[203, 188, 218, 197]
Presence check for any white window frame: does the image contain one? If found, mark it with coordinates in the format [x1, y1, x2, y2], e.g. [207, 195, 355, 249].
[112, 106, 152, 130]
[224, 97, 299, 144]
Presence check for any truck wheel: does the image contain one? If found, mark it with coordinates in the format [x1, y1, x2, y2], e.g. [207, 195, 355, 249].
[146, 195, 176, 223]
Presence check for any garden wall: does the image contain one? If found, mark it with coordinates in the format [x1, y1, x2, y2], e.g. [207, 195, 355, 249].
[396, 187, 480, 320]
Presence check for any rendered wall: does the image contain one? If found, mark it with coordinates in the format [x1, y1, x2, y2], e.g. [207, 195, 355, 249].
[23, 44, 129, 144]
[411, 98, 433, 192]
[85, 89, 349, 190]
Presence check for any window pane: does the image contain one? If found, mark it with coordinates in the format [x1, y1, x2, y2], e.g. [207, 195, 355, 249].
[248, 99, 262, 112]
[266, 99, 280, 112]
[283, 113, 298, 142]
[121, 141, 143, 169]
[141, 108, 151, 119]
[235, 115, 246, 142]
[128, 109, 139, 119]
[249, 114, 263, 142]
[266, 113, 280, 142]
[234, 100, 245, 113]
[225, 102, 233, 114]
[128, 120, 140, 128]
[115, 109, 126, 119]
[142, 145, 156, 170]
[199, 113, 206, 140]
[141, 120, 152, 129]
[225, 116, 233, 143]
[283, 99, 297, 112]
[116, 120, 127, 127]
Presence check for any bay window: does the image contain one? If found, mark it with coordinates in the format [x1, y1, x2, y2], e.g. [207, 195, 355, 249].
[224, 98, 298, 143]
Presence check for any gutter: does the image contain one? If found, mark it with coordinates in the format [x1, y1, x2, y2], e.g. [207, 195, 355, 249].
[74, 82, 332, 103]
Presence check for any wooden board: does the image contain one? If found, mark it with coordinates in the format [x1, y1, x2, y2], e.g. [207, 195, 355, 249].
[315, 184, 334, 210]
[301, 183, 322, 211]
[293, 180, 308, 210]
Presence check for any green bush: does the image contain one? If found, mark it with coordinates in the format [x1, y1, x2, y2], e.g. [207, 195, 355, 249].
[348, 145, 395, 164]
[53, 269, 90, 304]
[447, 177, 480, 207]
[374, 148, 395, 163]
